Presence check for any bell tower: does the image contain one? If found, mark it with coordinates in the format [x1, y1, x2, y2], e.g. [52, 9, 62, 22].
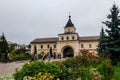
[58, 15, 79, 41]
[57, 15, 79, 57]
[64, 15, 76, 33]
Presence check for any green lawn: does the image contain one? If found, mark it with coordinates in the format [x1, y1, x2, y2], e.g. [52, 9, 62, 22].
[112, 66, 120, 80]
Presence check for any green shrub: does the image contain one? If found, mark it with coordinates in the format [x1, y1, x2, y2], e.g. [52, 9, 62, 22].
[97, 59, 114, 79]
[74, 55, 101, 68]
[111, 78, 118, 80]
[53, 59, 77, 80]
[13, 60, 61, 80]
[54, 55, 114, 80]
[53, 57, 91, 80]
[112, 66, 120, 80]
[38, 52, 47, 60]
[75, 67, 90, 80]
[89, 68, 102, 80]
[62, 58, 77, 68]
[90, 57, 101, 67]
[12, 56, 30, 61]
[9, 48, 31, 61]
[13, 55, 115, 80]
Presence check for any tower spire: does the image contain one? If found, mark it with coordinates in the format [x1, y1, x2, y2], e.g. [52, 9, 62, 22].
[113, 0, 117, 6]
[65, 13, 74, 27]
[69, 12, 71, 19]
[114, 0, 116, 5]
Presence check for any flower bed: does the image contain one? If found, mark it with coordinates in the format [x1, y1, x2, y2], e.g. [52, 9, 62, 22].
[3, 55, 115, 80]
[13, 60, 61, 80]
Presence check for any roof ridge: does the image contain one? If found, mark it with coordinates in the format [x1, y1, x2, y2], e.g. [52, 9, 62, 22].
[79, 36, 99, 37]
[36, 37, 58, 39]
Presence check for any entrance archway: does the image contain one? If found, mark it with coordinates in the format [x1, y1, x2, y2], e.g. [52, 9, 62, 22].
[62, 46, 74, 58]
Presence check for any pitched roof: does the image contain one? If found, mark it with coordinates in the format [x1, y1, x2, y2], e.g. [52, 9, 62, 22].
[65, 15, 74, 27]
[31, 36, 99, 44]
[79, 36, 99, 41]
[31, 37, 58, 44]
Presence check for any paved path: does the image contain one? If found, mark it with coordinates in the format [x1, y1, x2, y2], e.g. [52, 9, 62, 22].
[0, 58, 65, 76]
[0, 61, 26, 76]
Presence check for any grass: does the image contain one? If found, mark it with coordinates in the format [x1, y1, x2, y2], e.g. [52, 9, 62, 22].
[112, 66, 120, 80]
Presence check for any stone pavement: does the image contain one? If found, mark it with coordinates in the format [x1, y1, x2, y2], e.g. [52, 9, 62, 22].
[0, 58, 65, 76]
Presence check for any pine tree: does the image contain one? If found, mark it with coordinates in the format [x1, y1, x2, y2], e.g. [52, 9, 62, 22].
[97, 27, 107, 57]
[103, 4, 120, 65]
[0, 33, 8, 61]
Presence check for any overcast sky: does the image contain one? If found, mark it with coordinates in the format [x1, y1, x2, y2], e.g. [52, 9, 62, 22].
[0, 0, 120, 45]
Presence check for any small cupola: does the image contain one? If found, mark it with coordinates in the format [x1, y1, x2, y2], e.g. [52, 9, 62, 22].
[65, 15, 74, 27]
[64, 15, 76, 33]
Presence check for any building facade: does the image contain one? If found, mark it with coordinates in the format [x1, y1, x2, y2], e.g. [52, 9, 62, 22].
[31, 15, 99, 57]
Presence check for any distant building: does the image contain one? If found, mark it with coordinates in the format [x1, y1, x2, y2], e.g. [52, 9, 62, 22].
[8, 41, 26, 50]
[31, 15, 99, 58]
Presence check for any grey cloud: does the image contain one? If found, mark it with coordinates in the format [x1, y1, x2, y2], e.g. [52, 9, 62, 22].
[0, 0, 119, 44]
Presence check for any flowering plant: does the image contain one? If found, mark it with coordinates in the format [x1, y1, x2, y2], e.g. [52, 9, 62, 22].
[28, 72, 60, 80]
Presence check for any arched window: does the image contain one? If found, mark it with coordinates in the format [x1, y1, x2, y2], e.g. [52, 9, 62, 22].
[72, 36, 74, 40]
[41, 45, 43, 49]
[54, 44, 56, 48]
[66, 36, 69, 40]
[47, 45, 50, 48]
[81, 44, 84, 48]
[61, 37, 64, 40]
[89, 44, 92, 48]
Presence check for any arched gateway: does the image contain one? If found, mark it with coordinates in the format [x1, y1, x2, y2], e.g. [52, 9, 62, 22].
[62, 46, 74, 58]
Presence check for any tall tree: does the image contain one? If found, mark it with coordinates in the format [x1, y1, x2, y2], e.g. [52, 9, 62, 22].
[103, 4, 120, 65]
[0, 33, 8, 53]
[97, 27, 107, 57]
[0, 33, 8, 61]
[50, 47, 52, 57]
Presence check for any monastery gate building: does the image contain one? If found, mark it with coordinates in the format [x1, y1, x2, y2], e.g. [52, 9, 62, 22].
[31, 15, 99, 58]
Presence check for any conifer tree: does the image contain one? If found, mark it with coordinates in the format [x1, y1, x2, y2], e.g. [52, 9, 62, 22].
[50, 47, 52, 57]
[97, 27, 107, 57]
[0, 33, 8, 61]
[103, 4, 120, 65]
[0, 33, 8, 53]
